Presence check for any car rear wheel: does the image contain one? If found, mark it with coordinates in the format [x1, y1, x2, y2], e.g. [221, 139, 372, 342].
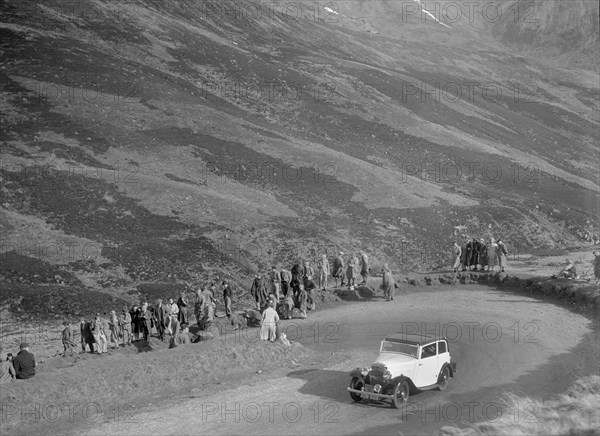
[349, 377, 364, 402]
[437, 365, 450, 391]
[392, 379, 410, 408]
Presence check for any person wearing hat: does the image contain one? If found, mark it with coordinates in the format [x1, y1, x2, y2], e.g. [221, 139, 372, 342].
[380, 264, 395, 301]
[269, 266, 282, 303]
[80, 318, 95, 353]
[332, 251, 345, 287]
[61, 320, 78, 357]
[488, 237, 498, 272]
[153, 299, 168, 341]
[250, 274, 268, 311]
[297, 284, 308, 319]
[452, 242, 462, 273]
[260, 297, 280, 342]
[222, 281, 233, 318]
[108, 310, 120, 349]
[177, 291, 188, 325]
[280, 267, 292, 297]
[12, 343, 35, 379]
[0, 345, 16, 384]
[496, 238, 508, 272]
[119, 307, 132, 346]
[478, 238, 489, 271]
[359, 252, 369, 285]
[317, 254, 329, 291]
[91, 314, 108, 354]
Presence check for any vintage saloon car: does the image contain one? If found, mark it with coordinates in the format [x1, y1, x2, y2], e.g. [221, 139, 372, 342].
[347, 333, 457, 408]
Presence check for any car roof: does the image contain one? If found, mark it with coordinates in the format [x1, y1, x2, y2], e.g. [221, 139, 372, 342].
[383, 333, 445, 345]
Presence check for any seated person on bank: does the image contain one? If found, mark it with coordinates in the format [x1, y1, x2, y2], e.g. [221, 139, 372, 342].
[557, 259, 577, 279]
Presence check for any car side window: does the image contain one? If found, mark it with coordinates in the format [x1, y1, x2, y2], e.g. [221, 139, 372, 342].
[438, 341, 447, 354]
[421, 344, 436, 358]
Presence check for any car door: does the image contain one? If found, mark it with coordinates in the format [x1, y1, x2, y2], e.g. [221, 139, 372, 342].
[414, 342, 439, 387]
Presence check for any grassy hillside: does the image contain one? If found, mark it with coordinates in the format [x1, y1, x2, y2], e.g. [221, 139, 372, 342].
[0, 0, 598, 318]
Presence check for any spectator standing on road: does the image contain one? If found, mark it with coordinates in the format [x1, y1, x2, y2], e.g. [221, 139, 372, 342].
[119, 307, 132, 346]
[488, 238, 498, 272]
[301, 260, 315, 291]
[108, 310, 120, 349]
[270, 266, 282, 302]
[222, 281, 233, 318]
[177, 291, 188, 325]
[91, 314, 108, 354]
[381, 264, 395, 301]
[80, 318, 94, 353]
[284, 292, 294, 320]
[297, 285, 308, 319]
[452, 242, 462, 273]
[317, 254, 329, 290]
[250, 274, 268, 310]
[359, 252, 369, 285]
[13, 343, 36, 379]
[153, 299, 167, 341]
[496, 238, 508, 272]
[479, 238, 488, 271]
[260, 298, 280, 342]
[61, 321, 78, 357]
[346, 254, 358, 289]
[332, 251, 345, 287]
[280, 267, 292, 297]
[463, 238, 473, 270]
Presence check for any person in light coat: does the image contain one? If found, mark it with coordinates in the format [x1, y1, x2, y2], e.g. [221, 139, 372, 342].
[317, 254, 329, 290]
[496, 238, 508, 272]
[452, 242, 462, 273]
[260, 298, 280, 342]
[380, 264, 395, 301]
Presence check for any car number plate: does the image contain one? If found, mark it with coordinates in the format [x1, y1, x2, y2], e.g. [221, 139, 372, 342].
[363, 384, 375, 399]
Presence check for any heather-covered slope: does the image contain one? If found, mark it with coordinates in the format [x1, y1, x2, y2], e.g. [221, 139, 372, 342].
[0, 0, 598, 317]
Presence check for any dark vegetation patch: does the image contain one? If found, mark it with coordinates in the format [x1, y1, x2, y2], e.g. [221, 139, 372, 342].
[0, 283, 130, 321]
[0, 252, 82, 286]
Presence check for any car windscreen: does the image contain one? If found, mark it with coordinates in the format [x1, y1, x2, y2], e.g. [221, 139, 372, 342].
[380, 341, 418, 358]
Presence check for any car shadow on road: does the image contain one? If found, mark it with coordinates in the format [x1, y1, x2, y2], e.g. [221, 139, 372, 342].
[286, 368, 434, 408]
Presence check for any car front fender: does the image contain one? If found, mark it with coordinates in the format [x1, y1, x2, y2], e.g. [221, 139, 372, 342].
[349, 368, 363, 378]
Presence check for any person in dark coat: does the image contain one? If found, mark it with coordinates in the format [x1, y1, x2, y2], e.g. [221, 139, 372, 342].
[222, 281, 233, 317]
[290, 264, 302, 298]
[471, 239, 481, 270]
[478, 238, 488, 270]
[280, 268, 292, 297]
[138, 303, 152, 341]
[130, 305, 140, 340]
[80, 318, 95, 353]
[250, 274, 268, 310]
[177, 291, 188, 324]
[463, 238, 473, 271]
[153, 299, 167, 341]
[332, 252, 345, 287]
[61, 321, 78, 357]
[13, 343, 35, 380]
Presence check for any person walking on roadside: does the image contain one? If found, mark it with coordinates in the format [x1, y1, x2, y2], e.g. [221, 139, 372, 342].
[380, 264, 395, 301]
[452, 242, 462, 273]
[332, 251, 345, 287]
[13, 343, 35, 380]
[496, 238, 508, 272]
[297, 285, 308, 319]
[317, 254, 329, 291]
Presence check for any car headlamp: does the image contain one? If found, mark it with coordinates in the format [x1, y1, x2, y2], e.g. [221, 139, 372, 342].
[359, 366, 371, 376]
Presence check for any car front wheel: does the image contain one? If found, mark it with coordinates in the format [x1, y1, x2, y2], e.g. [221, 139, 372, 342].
[437, 365, 450, 391]
[349, 377, 364, 402]
[392, 379, 410, 408]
